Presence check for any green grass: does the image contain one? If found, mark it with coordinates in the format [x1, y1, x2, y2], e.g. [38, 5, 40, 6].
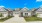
[0, 16, 13, 22]
[24, 17, 42, 22]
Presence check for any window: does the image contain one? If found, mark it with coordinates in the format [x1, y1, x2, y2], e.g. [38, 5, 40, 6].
[25, 13, 28, 15]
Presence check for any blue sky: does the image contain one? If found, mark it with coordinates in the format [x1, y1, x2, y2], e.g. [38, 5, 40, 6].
[0, 0, 42, 9]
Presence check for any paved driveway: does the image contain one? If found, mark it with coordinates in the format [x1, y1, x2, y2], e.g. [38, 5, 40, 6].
[0, 15, 42, 23]
[3, 17, 26, 23]
[0, 22, 3, 23]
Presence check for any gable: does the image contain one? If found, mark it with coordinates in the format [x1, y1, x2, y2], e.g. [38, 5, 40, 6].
[0, 7, 7, 12]
[36, 8, 42, 12]
[20, 7, 29, 12]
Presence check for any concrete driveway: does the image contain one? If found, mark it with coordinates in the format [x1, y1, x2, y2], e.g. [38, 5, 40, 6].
[3, 17, 26, 23]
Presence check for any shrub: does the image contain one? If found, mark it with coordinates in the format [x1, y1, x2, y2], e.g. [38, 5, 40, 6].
[32, 14, 38, 17]
[0, 13, 3, 17]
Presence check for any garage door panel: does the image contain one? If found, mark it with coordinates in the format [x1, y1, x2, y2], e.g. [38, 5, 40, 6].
[13, 13, 20, 17]
[37, 14, 42, 18]
[3, 13, 8, 17]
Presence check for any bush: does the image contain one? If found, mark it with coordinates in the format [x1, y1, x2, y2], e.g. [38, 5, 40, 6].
[0, 15, 13, 22]
[32, 14, 38, 17]
[32, 15, 37, 17]
[0, 13, 3, 17]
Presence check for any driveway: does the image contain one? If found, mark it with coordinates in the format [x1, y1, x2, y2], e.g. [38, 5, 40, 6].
[3, 17, 26, 23]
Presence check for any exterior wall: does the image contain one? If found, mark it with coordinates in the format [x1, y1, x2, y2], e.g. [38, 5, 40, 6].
[0, 11, 8, 18]
[8, 11, 13, 16]
[3, 12, 8, 18]
[28, 12, 31, 16]
[23, 12, 31, 17]
[37, 14, 42, 18]
[36, 11, 42, 18]
[31, 11, 36, 16]
[36, 11, 42, 14]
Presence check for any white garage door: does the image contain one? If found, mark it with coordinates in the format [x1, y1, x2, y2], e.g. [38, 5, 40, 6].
[3, 13, 8, 17]
[13, 13, 20, 17]
[37, 14, 42, 18]
[14, 14, 19, 17]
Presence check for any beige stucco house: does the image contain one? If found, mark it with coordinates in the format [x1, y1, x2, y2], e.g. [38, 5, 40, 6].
[13, 7, 31, 17]
[0, 6, 13, 19]
[0, 6, 8, 18]
[20, 7, 31, 17]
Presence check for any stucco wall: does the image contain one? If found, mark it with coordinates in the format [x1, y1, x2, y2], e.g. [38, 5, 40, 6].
[28, 12, 31, 16]
[37, 14, 42, 18]
[36, 12, 42, 18]
[3, 12, 8, 17]
[23, 12, 31, 17]
[0, 11, 8, 18]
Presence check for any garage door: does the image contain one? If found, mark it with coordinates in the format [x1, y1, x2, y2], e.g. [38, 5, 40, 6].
[37, 14, 42, 18]
[3, 13, 8, 17]
[14, 14, 20, 17]
[13, 13, 20, 17]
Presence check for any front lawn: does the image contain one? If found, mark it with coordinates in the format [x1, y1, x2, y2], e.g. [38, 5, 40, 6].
[0, 16, 13, 22]
[24, 17, 42, 22]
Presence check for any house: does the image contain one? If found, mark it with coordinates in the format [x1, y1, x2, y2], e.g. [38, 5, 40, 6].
[13, 8, 21, 17]
[0, 6, 8, 18]
[35, 7, 42, 18]
[20, 7, 31, 17]
[0, 6, 13, 19]
[13, 7, 31, 17]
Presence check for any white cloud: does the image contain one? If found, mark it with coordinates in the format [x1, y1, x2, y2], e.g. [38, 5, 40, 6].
[36, 0, 42, 2]
[0, 5, 4, 7]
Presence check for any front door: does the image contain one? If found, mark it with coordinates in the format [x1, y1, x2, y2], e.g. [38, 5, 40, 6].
[21, 12, 23, 17]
